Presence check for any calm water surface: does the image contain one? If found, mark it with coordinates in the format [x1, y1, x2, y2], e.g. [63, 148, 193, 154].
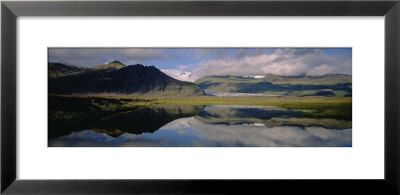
[48, 104, 352, 147]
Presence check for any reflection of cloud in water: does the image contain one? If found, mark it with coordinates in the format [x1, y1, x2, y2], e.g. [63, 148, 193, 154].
[162, 117, 351, 147]
[49, 117, 351, 147]
[49, 130, 162, 147]
[242, 123, 265, 127]
[205, 105, 280, 109]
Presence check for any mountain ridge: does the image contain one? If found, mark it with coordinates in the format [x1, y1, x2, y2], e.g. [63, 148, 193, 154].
[49, 61, 351, 97]
[91, 60, 126, 70]
[49, 64, 205, 96]
[195, 74, 352, 97]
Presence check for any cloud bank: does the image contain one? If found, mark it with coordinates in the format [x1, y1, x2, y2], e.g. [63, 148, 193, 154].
[190, 48, 351, 80]
[48, 48, 351, 81]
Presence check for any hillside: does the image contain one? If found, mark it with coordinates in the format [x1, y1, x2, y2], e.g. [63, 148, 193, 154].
[49, 64, 205, 96]
[49, 61, 127, 79]
[91, 60, 126, 70]
[48, 62, 87, 78]
[195, 74, 352, 97]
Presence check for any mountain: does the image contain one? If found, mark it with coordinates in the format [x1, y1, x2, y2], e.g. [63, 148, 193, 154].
[48, 62, 87, 78]
[258, 73, 352, 85]
[91, 60, 126, 70]
[195, 74, 352, 97]
[49, 64, 205, 96]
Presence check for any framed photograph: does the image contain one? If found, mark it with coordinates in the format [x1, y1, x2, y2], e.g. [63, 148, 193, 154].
[2, 0, 399, 194]
[47, 47, 352, 147]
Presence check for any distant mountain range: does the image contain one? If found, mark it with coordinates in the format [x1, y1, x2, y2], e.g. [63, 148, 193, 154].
[195, 74, 352, 97]
[48, 61, 205, 96]
[48, 61, 352, 97]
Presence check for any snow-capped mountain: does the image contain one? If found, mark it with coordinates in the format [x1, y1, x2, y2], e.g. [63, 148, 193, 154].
[242, 75, 266, 79]
[161, 69, 196, 82]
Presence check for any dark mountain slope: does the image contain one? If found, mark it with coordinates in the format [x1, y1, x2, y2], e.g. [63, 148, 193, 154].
[49, 64, 205, 96]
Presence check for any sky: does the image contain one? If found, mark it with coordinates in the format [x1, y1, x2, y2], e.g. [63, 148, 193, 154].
[49, 48, 352, 82]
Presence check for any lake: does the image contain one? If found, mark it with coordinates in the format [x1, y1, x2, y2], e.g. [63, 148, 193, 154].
[205, 91, 282, 97]
[48, 104, 352, 147]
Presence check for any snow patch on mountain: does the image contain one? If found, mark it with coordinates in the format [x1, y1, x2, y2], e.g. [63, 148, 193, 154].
[161, 69, 196, 82]
[242, 75, 266, 79]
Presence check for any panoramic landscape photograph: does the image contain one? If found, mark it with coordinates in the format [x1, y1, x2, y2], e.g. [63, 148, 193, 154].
[48, 48, 352, 147]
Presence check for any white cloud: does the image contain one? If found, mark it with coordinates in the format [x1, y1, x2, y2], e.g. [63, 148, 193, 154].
[178, 64, 188, 71]
[190, 48, 351, 78]
[49, 48, 351, 77]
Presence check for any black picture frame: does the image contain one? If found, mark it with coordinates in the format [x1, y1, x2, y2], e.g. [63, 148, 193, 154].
[2, 0, 400, 194]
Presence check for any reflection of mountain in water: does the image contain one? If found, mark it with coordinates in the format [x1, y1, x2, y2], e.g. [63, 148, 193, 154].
[49, 104, 351, 139]
[49, 104, 352, 147]
[195, 105, 351, 130]
[196, 105, 303, 124]
[49, 117, 352, 147]
[48, 104, 204, 138]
